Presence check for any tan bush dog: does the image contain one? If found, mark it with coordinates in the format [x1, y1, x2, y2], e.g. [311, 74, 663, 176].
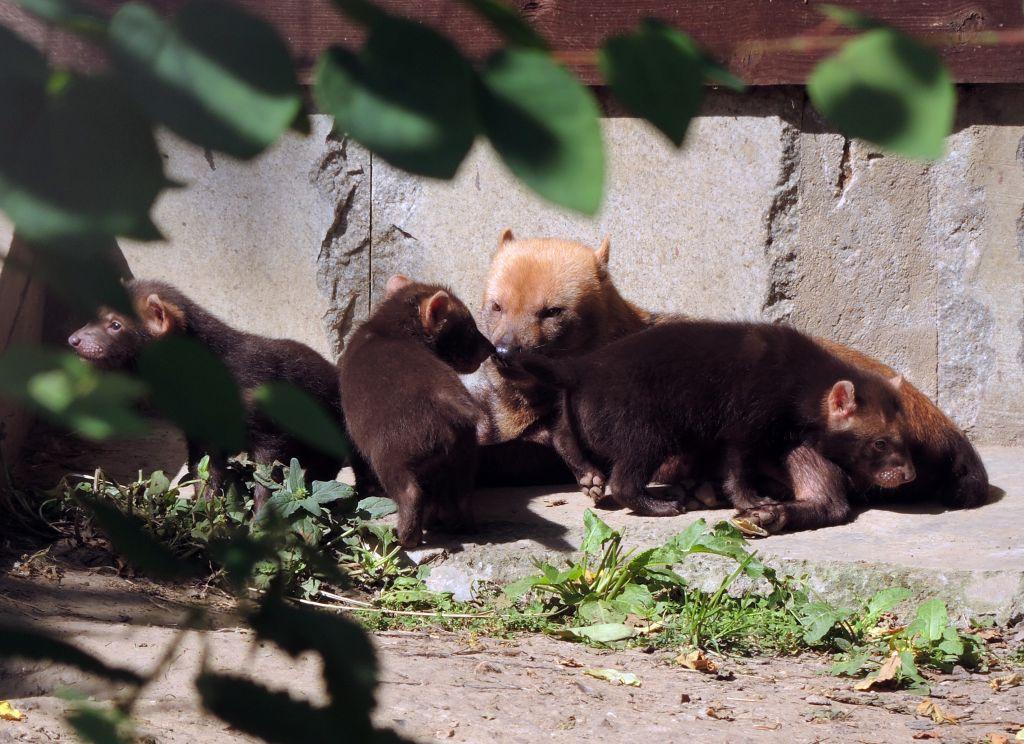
[68, 279, 342, 508]
[339, 275, 494, 548]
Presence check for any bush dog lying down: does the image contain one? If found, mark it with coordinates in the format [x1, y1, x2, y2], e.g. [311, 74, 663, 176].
[476, 232, 987, 513]
[68, 279, 342, 507]
[512, 320, 917, 533]
[339, 275, 494, 548]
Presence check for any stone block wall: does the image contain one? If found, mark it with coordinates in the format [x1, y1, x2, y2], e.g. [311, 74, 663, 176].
[76, 86, 1024, 445]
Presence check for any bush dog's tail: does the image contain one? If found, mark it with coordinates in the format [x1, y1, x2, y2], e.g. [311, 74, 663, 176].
[505, 351, 577, 389]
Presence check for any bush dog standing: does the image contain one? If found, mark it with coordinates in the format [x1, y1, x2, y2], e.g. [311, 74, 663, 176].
[514, 320, 917, 533]
[475, 231, 987, 513]
[68, 279, 342, 508]
[339, 275, 494, 548]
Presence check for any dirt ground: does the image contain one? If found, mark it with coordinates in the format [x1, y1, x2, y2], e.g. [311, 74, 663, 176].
[1, 555, 1022, 744]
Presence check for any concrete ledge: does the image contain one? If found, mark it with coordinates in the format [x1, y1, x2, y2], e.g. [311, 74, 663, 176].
[413, 446, 1024, 623]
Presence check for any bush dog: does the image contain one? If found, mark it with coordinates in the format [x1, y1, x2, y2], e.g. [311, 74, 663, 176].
[339, 275, 494, 548]
[511, 320, 918, 532]
[68, 279, 341, 507]
[475, 231, 988, 512]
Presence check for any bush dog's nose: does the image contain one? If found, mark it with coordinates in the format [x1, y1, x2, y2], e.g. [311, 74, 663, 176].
[68, 334, 81, 347]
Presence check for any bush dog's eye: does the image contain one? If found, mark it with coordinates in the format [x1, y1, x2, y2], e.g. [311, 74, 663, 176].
[539, 306, 564, 319]
[873, 439, 888, 451]
[491, 302, 502, 313]
[108, 320, 122, 332]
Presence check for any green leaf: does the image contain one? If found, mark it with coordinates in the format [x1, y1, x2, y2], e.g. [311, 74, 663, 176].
[867, 587, 912, 616]
[478, 48, 604, 214]
[599, 19, 705, 146]
[579, 508, 615, 554]
[16, 0, 108, 38]
[285, 458, 305, 494]
[357, 495, 398, 519]
[144, 470, 171, 499]
[19, 235, 132, 315]
[504, 573, 545, 600]
[80, 494, 193, 579]
[910, 598, 949, 642]
[807, 27, 955, 159]
[0, 38, 166, 240]
[252, 382, 349, 461]
[208, 534, 276, 589]
[0, 625, 142, 684]
[197, 672, 346, 741]
[818, 4, 885, 29]
[457, 0, 548, 50]
[831, 651, 871, 677]
[312, 479, 354, 505]
[314, 17, 477, 179]
[799, 601, 849, 644]
[556, 622, 636, 643]
[109, 0, 302, 159]
[66, 704, 133, 744]
[578, 599, 628, 624]
[249, 596, 378, 719]
[616, 582, 655, 613]
[137, 336, 246, 454]
[0, 347, 147, 439]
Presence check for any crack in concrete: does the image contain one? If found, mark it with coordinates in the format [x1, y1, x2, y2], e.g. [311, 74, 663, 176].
[761, 119, 802, 323]
[311, 130, 371, 358]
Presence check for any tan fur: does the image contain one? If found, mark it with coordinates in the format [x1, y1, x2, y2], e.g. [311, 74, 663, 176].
[135, 294, 185, 337]
[476, 233, 651, 443]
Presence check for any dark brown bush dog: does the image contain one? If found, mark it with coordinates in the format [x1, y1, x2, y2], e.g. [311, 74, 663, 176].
[339, 275, 494, 548]
[68, 279, 342, 508]
[512, 320, 917, 533]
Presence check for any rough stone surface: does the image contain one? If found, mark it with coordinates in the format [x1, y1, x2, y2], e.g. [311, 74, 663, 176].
[119, 118, 369, 362]
[371, 90, 801, 320]
[409, 446, 1024, 623]
[7, 87, 1023, 453]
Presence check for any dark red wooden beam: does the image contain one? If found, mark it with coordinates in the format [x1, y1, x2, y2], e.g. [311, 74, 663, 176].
[4, 0, 1024, 85]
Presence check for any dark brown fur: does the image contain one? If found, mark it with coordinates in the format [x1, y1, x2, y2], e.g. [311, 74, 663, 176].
[339, 276, 494, 548]
[68, 279, 342, 507]
[476, 233, 988, 513]
[514, 321, 916, 532]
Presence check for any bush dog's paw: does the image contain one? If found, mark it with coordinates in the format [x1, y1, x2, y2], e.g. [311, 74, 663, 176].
[578, 472, 606, 502]
[733, 506, 785, 536]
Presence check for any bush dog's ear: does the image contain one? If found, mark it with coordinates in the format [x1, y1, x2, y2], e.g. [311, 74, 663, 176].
[142, 294, 182, 337]
[496, 228, 515, 252]
[595, 236, 610, 279]
[826, 380, 858, 428]
[420, 290, 451, 334]
[385, 274, 413, 298]
[889, 374, 904, 390]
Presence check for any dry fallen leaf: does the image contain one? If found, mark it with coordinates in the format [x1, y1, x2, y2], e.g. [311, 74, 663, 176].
[916, 699, 958, 725]
[987, 734, 1010, 744]
[582, 668, 642, 687]
[0, 701, 23, 722]
[731, 517, 768, 538]
[704, 706, 735, 721]
[912, 731, 941, 740]
[990, 672, 1023, 691]
[545, 498, 568, 507]
[854, 651, 901, 691]
[975, 627, 1003, 641]
[557, 657, 582, 668]
[675, 648, 719, 674]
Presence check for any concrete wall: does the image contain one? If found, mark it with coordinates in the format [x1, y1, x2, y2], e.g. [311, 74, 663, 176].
[109, 86, 1024, 444]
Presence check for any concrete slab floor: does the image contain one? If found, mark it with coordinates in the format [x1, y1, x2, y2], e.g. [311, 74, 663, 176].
[411, 446, 1024, 623]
